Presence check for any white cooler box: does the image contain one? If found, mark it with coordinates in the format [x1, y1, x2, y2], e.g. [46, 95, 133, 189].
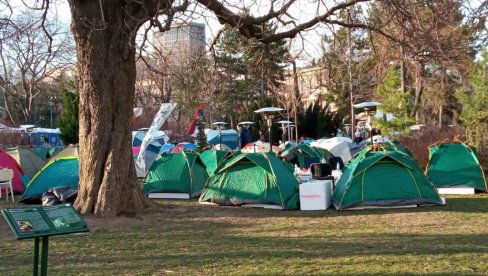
[299, 180, 332, 210]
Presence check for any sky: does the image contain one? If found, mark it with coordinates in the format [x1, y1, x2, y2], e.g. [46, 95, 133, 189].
[4, 0, 486, 66]
[5, 0, 338, 66]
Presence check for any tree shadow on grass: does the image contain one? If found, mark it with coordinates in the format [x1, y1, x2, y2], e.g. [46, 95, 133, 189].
[29, 219, 488, 275]
[2, 216, 487, 275]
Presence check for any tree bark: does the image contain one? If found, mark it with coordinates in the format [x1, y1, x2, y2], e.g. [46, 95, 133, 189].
[410, 64, 423, 121]
[69, 0, 155, 216]
[292, 60, 300, 140]
[438, 105, 443, 129]
[400, 45, 406, 94]
[438, 69, 446, 129]
[346, 8, 355, 139]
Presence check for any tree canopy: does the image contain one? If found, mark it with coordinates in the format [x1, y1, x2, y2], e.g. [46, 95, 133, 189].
[2, 0, 486, 216]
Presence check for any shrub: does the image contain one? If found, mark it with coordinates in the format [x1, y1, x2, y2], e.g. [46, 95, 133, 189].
[398, 126, 465, 169]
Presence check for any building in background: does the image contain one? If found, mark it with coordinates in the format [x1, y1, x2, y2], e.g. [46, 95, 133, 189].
[282, 66, 336, 111]
[153, 22, 206, 64]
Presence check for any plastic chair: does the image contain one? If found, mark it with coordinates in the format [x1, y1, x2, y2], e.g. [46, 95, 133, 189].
[0, 169, 15, 202]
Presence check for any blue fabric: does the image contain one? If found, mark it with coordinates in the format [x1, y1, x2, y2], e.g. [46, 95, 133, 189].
[159, 143, 176, 154]
[22, 158, 79, 198]
[207, 129, 238, 150]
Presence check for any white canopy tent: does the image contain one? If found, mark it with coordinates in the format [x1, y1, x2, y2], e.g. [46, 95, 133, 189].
[310, 138, 352, 163]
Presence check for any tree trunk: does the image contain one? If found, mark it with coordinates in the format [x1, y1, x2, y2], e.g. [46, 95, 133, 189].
[438, 69, 446, 129]
[346, 8, 354, 139]
[69, 0, 155, 216]
[400, 45, 406, 94]
[438, 105, 443, 129]
[410, 65, 423, 121]
[292, 60, 300, 140]
[3, 95, 17, 125]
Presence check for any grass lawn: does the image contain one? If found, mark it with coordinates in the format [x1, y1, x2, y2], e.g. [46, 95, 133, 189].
[1, 195, 488, 275]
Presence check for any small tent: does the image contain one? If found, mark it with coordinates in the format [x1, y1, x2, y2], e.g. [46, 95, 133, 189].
[48, 146, 64, 157]
[310, 138, 352, 163]
[30, 147, 50, 160]
[5, 147, 46, 178]
[200, 149, 231, 176]
[143, 152, 209, 198]
[199, 152, 299, 210]
[158, 143, 176, 154]
[333, 145, 443, 210]
[0, 149, 29, 194]
[426, 142, 487, 192]
[134, 142, 162, 178]
[171, 142, 197, 153]
[50, 145, 78, 160]
[20, 156, 79, 203]
[132, 130, 169, 147]
[206, 129, 238, 150]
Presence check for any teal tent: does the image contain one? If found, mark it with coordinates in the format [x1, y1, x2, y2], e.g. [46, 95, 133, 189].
[143, 152, 209, 198]
[48, 146, 64, 158]
[333, 145, 443, 210]
[199, 149, 231, 176]
[20, 156, 79, 203]
[30, 147, 50, 160]
[426, 142, 487, 192]
[199, 152, 299, 210]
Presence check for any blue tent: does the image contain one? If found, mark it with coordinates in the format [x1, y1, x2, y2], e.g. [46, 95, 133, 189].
[159, 143, 176, 154]
[207, 129, 238, 150]
[132, 130, 168, 147]
[20, 156, 79, 204]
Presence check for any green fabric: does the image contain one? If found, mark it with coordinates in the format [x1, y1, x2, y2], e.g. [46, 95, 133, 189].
[30, 147, 50, 161]
[200, 152, 299, 210]
[143, 152, 209, 198]
[427, 143, 487, 191]
[48, 146, 64, 157]
[333, 145, 442, 210]
[200, 149, 230, 176]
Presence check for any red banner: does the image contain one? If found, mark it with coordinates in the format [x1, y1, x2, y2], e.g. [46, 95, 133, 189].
[187, 103, 205, 135]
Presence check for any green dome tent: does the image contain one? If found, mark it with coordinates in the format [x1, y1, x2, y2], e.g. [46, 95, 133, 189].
[143, 152, 209, 198]
[20, 156, 79, 203]
[199, 149, 231, 176]
[279, 143, 332, 168]
[333, 145, 443, 210]
[199, 152, 299, 210]
[426, 142, 487, 192]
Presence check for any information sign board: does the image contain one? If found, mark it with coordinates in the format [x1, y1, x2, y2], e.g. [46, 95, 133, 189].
[2, 204, 89, 240]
